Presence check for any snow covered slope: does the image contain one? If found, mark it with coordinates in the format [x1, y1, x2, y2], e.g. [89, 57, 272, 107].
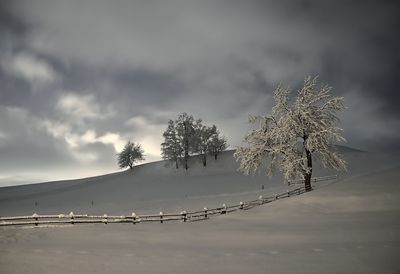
[0, 148, 399, 274]
[0, 147, 396, 217]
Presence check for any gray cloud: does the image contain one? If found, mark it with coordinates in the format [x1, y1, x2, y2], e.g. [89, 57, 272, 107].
[0, 0, 399, 185]
[0, 106, 73, 169]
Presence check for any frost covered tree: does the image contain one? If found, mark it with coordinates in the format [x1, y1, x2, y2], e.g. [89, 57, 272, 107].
[193, 122, 217, 167]
[117, 141, 145, 170]
[161, 113, 196, 170]
[175, 112, 196, 170]
[234, 76, 346, 191]
[161, 113, 227, 169]
[161, 120, 182, 168]
[208, 129, 227, 160]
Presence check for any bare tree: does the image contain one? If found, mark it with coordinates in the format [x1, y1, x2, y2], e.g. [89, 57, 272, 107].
[175, 112, 195, 170]
[162, 113, 228, 169]
[161, 120, 182, 168]
[193, 122, 217, 166]
[117, 141, 145, 170]
[235, 76, 346, 191]
[208, 128, 227, 160]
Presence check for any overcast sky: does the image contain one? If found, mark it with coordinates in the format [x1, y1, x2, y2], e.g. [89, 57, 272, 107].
[0, 0, 399, 186]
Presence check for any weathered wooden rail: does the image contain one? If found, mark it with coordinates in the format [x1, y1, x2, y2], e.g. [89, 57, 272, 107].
[288, 174, 338, 185]
[0, 186, 313, 227]
[1, 175, 338, 227]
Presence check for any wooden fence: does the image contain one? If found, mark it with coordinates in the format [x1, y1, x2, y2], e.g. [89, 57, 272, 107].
[0, 186, 311, 227]
[288, 174, 338, 185]
[0, 175, 339, 227]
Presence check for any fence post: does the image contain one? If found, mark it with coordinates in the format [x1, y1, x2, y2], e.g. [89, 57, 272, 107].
[103, 214, 108, 224]
[69, 211, 74, 225]
[132, 212, 136, 224]
[181, 211, 187, 222]
[221, 204, 227, 214]
[239, 202, 244, 209]
[204, 207, 208, 219]
[33, 213, 39, 226]
[160, 212, 163, 224]
[259, 195, 263, 205]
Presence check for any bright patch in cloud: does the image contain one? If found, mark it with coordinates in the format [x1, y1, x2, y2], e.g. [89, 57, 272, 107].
[70, 150, 98, 163]
[76, 130, 126, 152]
[125, 116, 164, 161]
[98, 132, 126, 152]
[8, 53, 55, 83]
[65, 130, 125, 163]
[125, 116, 148, 127]
[137, 135, 162, 161]
[57, 92, 113, 120]
[42, 120, 125, 153]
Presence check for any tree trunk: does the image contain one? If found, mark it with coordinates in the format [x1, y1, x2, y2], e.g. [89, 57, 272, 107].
[175, 159, 178, 169]
[203, 154, 206, 167]
[304, 147, 313, 192]
[214, 153, 217, 160]
[183, 140, 189, 170]
[304, 172, 312, 191]
[184, 121, 189, 170]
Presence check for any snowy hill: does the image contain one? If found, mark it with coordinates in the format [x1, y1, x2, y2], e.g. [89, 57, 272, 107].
[0, 146, 396, 216]
[1, 147, 400, 273]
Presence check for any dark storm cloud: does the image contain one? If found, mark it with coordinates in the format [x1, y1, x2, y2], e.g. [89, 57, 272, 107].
[57, 64, 185, 110]
[0, 107, 74, 170]
[39, 61, 186, 138]
[256, 0, 400, 111]
[301, 0, 400, 118]
[0, 1, 31, 107]
[0, 69, 31, 106]
[250, 0, 400, 150]
[0, 1, 26, 46]
[0, 0, 399, 185]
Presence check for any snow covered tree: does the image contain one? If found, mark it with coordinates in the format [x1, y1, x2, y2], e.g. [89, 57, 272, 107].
[175, 112, 196, 170]
[193, 122, 217, 166]
[117, 141, 145, 170]
[208, 128, 227, 160]
[161, 120, 182, 168]
[161, 112, 228, 169]
[234, 76, 346, 191]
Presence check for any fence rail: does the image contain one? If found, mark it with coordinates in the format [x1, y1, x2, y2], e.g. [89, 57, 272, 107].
[288, 174, 338, 185]
[0, 175, 337, 227]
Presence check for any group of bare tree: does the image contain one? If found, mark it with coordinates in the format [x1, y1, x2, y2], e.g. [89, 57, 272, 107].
[161, 113, 227, 169]
[117, 113, 227, 170]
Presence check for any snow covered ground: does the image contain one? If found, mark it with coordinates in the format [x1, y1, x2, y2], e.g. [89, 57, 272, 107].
[0, 149, 341, 216]
[0, 148, 399, 273]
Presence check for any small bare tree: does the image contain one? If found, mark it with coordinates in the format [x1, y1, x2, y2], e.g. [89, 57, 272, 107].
[117, 141, 145, 170]
[193, 122, 217, 167]
[235, 76, 346, 191]
[161, 120, 182, 169]
[175, 113, 196, 170]
[208, 129, 227, 160]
